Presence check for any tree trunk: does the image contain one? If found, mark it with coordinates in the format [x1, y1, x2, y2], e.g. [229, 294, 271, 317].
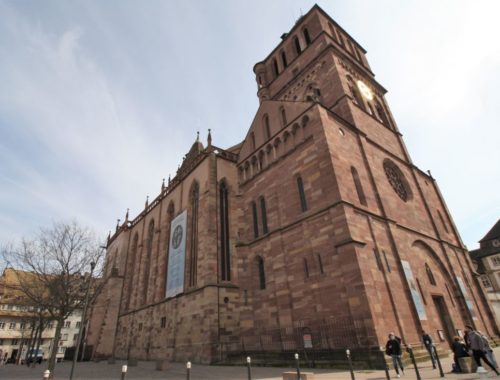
[47, 318, 63, 377]
[26, 322, 38, 366]
[32, 322, 43, 368]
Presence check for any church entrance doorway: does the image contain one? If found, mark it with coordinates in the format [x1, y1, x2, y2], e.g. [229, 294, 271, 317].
[432, 295, 455, 347]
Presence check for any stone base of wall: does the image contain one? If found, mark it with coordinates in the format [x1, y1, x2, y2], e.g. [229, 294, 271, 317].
[224, 347, 386, 369]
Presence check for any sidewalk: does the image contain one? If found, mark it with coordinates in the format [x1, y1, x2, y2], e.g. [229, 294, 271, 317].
[0, 347, 499, 380]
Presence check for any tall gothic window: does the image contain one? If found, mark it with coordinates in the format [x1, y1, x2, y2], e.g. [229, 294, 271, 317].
[281, 50, 288, 68]
[260, 196, 268, 234]
[250, 132, 256, 150]
[272, 58, 279, 77]
[280, 107, 287, 127]
[164, 202, 175, 295]
[294, 36, 301, 55]
[318, 254, 324, 274]
[297, 176, 308, 212]
[304, 258, 310, 278]
[263, 114, 271, 140]
[189, 182, 199, 287]
[219, 182, 231, 281]
[252, 201, 259, 238]
[425, 263, 436, 286]
[257, 256, 266, 289]
[126, 233, 139, 310]
[375, 99, 391, 127]
[351, 167, 367, 206]
[142, 219, 155, 302]
[303, 28, 311, 45]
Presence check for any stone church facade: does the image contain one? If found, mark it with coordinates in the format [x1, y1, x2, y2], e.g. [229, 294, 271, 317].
[87, 5, 498, 366]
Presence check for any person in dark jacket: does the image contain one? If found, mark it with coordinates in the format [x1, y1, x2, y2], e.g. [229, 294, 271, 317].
[421, 330, 436, 369]
[451, 336, 469, 372]
[386, 333, 404, 377]
[464, 325, 499, 374]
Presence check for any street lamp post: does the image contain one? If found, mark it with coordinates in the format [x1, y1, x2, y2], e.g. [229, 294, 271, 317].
[69, 261, 96, 380]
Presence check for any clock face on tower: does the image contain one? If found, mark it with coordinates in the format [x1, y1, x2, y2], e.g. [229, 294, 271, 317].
[172, 225, 183, 249]
[356, 80, 373, 101]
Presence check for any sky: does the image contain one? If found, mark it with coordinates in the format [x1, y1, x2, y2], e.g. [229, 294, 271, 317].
[0, 0, 499, 251]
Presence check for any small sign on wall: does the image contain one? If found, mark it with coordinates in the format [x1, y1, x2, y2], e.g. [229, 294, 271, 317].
[437, 330, 446, 342]
[303, 333, 313, 349]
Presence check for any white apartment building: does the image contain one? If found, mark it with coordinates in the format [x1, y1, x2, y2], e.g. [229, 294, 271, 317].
[0, 303, 83, 363]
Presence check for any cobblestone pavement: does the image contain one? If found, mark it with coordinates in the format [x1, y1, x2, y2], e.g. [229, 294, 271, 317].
[0, 347, 499, 380]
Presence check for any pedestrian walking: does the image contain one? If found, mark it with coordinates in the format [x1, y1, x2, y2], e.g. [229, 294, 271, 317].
[386, 333, 404, 378]
[480, 332, 498, 369]
[451, 336, 469, 372]
[421, 330, 436, 369]
[464, 325, 499, 374]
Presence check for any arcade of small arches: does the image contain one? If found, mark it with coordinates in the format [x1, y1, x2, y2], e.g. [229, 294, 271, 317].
[239, 114, 311, 183]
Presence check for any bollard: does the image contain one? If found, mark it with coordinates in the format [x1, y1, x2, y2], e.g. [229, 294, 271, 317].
[247, 356, 252, 380]
[432, 344, 444, 377]
[186, 361, 191, 380]
[380, 346, 391, 380]
[121, 364, 128, 380]
[295, 353, 301, 380]
[43, 370, 50, 379]
[346, 349, 355, 380]
[407, 345, 421, 380]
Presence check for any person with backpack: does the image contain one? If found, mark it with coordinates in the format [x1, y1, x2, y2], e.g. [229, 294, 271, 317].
[421, 330, 436, 369]
[451, 336, 469, 372]
[386, 332, 404, 377]
[464, 325, 499, 375]
[480, 332, 498, 369]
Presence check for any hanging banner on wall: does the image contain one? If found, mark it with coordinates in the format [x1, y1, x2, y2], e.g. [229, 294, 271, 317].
[165, 210, 187, 298]
[456, 276, 478, 320]
[401, 260, 427, 320]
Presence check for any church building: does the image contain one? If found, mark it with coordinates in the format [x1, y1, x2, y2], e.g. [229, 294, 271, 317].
[87, 5, 498, 367]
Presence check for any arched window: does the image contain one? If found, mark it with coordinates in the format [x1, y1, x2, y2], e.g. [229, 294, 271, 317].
[280, 107, 287, 127]
[126, 233, 139, 310]
[375, 99, 391, 127]
[272, 58, 279, 77]
[303, 28, 311, 45]
[294, 36, 301, 55]
[142, 219, 155, 302]
[251, 201, 259, 239]
[164, 202, 175, 294]
[297, 176, 308, 212]
[257, 256, 266, 289]
[250, 132, 256, 150]
[317, 254, 324, 274]
[219, 182, 231, 281]
[367, 102, 375, 116]
[263, 114, 271, 140]
[281, 50, 288, 68]
[260, 196, 268, 235]
[425, 263, 436, 286]
[189, 182, 199, 287]
[351, 167, 367, 206]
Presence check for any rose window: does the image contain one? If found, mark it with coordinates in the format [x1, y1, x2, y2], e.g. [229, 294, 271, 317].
[383, 159, 411, 202]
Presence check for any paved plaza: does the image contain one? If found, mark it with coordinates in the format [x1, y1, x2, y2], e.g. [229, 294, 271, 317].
[1, 348, 499, 380]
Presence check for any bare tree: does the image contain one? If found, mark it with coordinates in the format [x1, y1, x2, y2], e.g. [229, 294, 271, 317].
[2, 220, 105, 377]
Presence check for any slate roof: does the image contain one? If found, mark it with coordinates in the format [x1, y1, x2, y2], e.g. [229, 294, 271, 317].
[479, 219, 500, 243]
